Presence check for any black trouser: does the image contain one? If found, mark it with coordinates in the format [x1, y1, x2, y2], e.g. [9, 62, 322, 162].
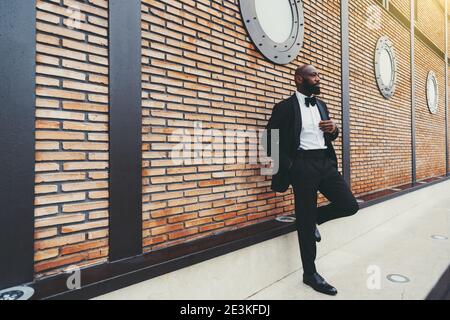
[289, 148, 359, 275]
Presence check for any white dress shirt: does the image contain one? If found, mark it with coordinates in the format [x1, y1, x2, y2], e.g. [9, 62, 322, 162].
[295, 91, 327, 150]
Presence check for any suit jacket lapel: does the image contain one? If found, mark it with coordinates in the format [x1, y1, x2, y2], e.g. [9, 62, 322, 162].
[315, 99, 329, 121]
[291, 93, 301, 150]
[315, 98, 333, 144]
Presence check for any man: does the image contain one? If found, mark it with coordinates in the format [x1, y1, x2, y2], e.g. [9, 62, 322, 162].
[263, 64, 359, 296]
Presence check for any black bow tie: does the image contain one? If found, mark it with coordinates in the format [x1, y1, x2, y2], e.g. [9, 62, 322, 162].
[305, 96, 317, 107]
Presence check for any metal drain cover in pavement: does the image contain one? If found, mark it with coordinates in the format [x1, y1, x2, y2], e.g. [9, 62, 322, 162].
[275, 216, 296, 223]
[0, 286, 34, 300]
[431, 235, 448, 240]
[387, 274, 410, 283]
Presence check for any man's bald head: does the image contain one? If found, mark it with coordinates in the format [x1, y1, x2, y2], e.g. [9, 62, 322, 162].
[295, 64, 314, 78]
[295, 64, 316, 78]
[294, 64, 321, 96]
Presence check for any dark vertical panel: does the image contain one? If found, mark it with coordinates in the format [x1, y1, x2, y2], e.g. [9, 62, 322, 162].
[109, 0, 143, 261]
[0, 0, 36, 289]
[341, 0, 351, 186]
[411, 0, 417, 182]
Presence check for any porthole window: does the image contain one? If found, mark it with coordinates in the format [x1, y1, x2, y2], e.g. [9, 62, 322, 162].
[239, 0, 304, 65]
[426, 71, 438, 114]
[374, 36, 397, 99]
[255, 0, 293, 43]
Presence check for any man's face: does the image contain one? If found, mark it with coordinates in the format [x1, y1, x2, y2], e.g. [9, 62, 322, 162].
[296, 66, 321, 95]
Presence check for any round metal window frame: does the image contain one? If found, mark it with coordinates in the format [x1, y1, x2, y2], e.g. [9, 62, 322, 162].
[239, 0, 305, 65]
[374, 36, 398, 99]
[426, 71, 439, 115]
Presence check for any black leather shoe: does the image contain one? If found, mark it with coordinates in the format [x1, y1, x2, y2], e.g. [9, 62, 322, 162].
[315, 226, 321, 242]
[303, 272, 338, 296]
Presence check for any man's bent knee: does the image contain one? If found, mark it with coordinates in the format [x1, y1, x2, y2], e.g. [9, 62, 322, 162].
[347, 199, 359, 216]
[339, 199, 359, 217]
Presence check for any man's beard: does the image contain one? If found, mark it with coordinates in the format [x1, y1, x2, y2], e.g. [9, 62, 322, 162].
[310, 84, 321, 95]
[299, 82, 321, 95]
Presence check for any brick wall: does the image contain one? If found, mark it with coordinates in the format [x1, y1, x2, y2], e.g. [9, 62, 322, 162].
[34, 0, 109, 278]
[390, 0, 410, 18]
[416, 0, 446, 52]
[414, 0, 448, 181]
[414, 0, 447, 180]
[140, 0, 342, 252]
[349, 0, 413, 195]
[415, 39, 447, 180]
[30, 0, 448, 277]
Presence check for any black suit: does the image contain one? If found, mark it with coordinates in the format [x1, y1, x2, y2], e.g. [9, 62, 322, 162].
[263, 93, 359, 275]
[264, 94, 339, 193]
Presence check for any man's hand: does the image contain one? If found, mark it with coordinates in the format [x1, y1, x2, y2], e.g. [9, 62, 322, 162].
[319, 120, 337, 134]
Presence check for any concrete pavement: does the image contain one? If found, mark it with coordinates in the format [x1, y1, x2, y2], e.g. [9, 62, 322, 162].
[95, 180, 450, 300]
[247, 182, 450, 300]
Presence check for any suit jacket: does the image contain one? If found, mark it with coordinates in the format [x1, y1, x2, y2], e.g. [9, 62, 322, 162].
[263, 93, 340, 193]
